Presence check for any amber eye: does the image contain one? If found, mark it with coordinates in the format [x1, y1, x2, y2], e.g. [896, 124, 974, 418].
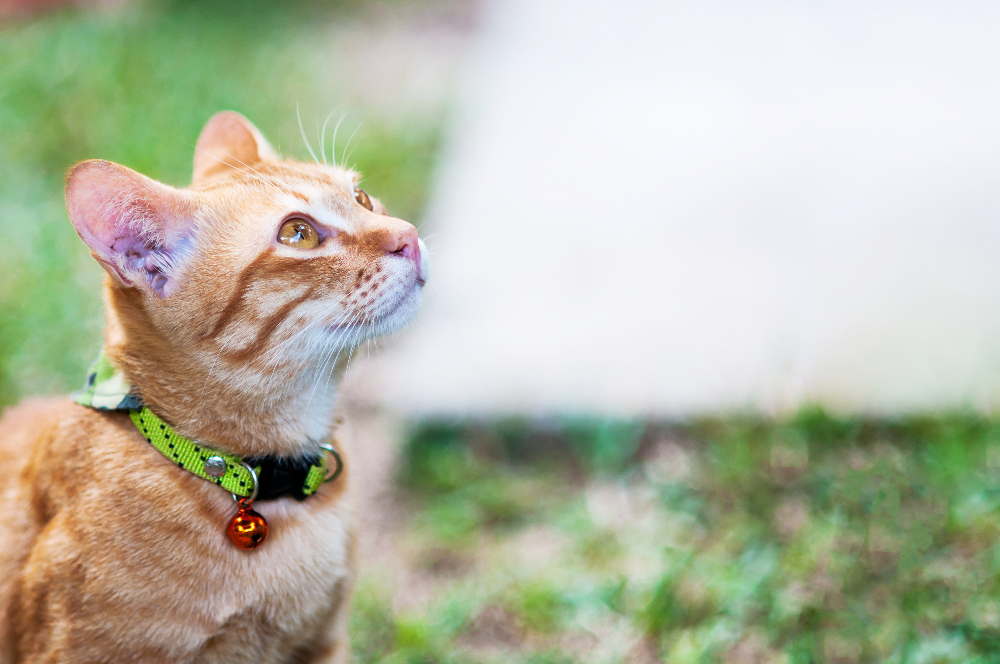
[354, 187, 373, 211]
[277, 218, 320, 249]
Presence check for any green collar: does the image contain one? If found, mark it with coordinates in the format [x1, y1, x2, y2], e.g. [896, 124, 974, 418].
[74, 350, 338, 500]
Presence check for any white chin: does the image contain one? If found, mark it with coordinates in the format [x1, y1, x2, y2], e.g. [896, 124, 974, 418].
[370, 286, 423, 337]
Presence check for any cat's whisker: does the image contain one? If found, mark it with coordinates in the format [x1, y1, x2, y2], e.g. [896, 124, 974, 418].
[305, 312, 361, 409]
[188, 143, 278, 189]
[333, 314, 365, 357]
[341, 122, 363, 168]
[319, 109, 338, 166]
[333, 314, 363, 354]
[304, 345, 336, 412]
[329, 113, 348, 170]
[189, 142, 287, 193]
[248, 303, 354, 398]
[199, 333, 236, 401]
[261, 306, 357, 395]
[258, 316, 329, 391]
[213, 149, 286, 190]
[312, 312, 360, 374]
[343, 325, 364, 376]
[315, 118, 322, 165]
[323, 324, 362, 394]
[296, 102, 321, 165]
[262, 313, 330, 361]
[320, 310, 360, 362]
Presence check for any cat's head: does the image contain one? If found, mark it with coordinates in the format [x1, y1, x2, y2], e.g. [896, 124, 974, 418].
[64, 112, 426, 447]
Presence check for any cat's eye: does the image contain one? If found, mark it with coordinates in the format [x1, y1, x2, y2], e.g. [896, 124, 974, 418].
[354, 187, 373, 211]
[277, 218, 320, 249]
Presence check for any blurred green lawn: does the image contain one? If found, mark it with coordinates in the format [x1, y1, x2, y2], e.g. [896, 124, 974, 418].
[368, 411, 1000, 664]
[3, 4, 1000, 664]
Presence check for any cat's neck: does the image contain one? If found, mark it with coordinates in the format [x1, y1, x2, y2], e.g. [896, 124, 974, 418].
[103, 291, 344, 459]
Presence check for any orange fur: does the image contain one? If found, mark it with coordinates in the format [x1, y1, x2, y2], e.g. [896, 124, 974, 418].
[0, 112, 426, 662]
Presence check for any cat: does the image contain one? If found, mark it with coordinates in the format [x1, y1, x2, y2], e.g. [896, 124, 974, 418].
[0, 111, 427, 662]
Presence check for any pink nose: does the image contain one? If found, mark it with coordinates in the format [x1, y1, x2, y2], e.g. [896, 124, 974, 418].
[385, 226, 420, 266]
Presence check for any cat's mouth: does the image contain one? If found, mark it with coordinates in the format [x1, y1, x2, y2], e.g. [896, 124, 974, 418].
[323, 238, 427, 342]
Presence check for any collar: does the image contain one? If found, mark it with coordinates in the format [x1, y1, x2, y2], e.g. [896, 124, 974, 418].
[73, 350, 341, 502]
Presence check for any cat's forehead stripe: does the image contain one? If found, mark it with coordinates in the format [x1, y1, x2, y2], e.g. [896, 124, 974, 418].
[196, 177, 312, 202]
[197, 167, 352, 198]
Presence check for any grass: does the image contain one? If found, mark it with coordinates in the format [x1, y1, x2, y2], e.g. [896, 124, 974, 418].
[0, 0, 443, 407]
[351, 410, 1000, 663]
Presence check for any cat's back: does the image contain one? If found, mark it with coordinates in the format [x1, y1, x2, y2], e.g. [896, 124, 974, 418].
[0, 397, 136, 510]
[0, 396, 80, 528]
[0, 396, 79, 660]
[0, 396, 66, 471]
[0, 399, 200, 660]
[0, 397, 122, 588]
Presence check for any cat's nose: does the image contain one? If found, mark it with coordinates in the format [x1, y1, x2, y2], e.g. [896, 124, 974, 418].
[385, 225, 420, 266]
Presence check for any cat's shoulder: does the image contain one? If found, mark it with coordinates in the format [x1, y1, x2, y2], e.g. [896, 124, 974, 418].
[0, 395, 67, 436]
[0, 397, 137, 490]
[0, 396, 71, 460]
[0, 396, 132, 435]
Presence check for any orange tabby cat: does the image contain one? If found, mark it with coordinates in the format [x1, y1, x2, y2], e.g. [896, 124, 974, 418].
[0, 111, 427, 662]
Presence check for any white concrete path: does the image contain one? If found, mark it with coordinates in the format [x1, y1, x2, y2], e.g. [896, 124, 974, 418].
[356, 0, 1000, 416]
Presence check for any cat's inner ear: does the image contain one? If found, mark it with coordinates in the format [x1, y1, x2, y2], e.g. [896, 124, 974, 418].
[192, 111, 280, 185]
[66, 160, 195, 297]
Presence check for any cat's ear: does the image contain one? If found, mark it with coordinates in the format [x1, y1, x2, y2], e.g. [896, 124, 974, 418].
[66, 160, 196, 297]
[192, 111, 280, 185]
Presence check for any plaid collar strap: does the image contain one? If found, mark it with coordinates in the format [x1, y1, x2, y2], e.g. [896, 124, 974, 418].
[73, 350, 338, 501]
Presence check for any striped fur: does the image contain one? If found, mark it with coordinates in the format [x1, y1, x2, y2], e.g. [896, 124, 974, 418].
[0, 112, 427, 662]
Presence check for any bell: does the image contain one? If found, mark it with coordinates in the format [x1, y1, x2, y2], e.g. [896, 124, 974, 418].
[227, 500, 268, 550]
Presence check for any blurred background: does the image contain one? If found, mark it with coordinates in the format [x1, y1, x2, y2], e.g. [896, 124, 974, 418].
[3, 1, 1000, 662]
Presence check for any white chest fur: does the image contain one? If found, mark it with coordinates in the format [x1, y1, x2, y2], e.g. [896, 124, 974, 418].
[189, 493, 354, 660]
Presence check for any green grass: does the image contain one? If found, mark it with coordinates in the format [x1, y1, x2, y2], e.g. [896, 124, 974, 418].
[351, 410, 1000, 663]
[0, 0, 442, 406]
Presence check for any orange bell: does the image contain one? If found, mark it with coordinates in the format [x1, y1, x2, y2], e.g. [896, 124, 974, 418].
[227, 499, 268, 550]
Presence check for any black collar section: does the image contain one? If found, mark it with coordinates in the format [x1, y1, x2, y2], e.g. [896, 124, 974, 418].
[245, 454, 323, 501]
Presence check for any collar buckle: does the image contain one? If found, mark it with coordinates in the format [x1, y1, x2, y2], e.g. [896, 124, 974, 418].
[320, 444, 344, 483]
